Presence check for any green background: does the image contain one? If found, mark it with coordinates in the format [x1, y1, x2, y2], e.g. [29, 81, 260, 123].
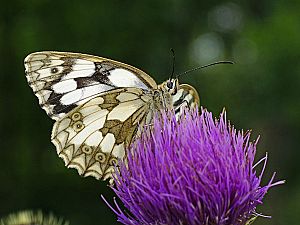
[0, 0, 299, 224]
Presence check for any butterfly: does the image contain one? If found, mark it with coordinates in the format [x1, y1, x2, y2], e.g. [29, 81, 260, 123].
[24, 51, 200, 181]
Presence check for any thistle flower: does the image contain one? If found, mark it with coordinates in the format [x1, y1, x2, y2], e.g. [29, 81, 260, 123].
[103, 108, 284, 225]
[0, 210, 69, 225]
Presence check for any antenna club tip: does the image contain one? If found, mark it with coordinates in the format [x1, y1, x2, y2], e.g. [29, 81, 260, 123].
[175, 60, 234, 78]
[221, 60, 235, 64]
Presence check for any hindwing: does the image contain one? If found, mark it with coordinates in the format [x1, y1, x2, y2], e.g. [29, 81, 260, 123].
[172, 84, 200, 120]
[51, 87, 153, 180]
[24, 51, 157, 120]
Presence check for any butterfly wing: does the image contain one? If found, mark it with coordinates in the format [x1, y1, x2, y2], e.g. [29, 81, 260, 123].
[24, 51, 157, 120]
[172, 84, 200, 119]
[51, 87, 154, 181]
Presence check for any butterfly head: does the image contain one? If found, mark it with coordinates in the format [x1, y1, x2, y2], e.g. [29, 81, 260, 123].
[159, 78, 179, 95]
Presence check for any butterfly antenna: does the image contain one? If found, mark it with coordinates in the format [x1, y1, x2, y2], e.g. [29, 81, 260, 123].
[170, 48, 175, 79]
[175, 61, 234, 78]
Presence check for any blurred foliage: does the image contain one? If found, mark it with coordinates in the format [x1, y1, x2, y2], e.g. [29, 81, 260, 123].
[0, 0, 299, 224]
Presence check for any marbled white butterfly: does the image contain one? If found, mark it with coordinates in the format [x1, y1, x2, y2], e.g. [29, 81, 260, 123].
[24, 51, 200, 181]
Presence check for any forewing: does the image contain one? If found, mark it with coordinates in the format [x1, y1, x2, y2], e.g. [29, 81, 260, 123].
[51, 87, 153, 181]
[172, 84, 200, 119]
[24, 51, 157, 120]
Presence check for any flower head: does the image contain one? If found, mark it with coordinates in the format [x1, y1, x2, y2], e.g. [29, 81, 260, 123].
[104, 108, 284, 225]
[0, 210, 69, 225]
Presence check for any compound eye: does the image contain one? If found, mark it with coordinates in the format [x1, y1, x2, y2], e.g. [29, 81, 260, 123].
[166, 81, 173, 89]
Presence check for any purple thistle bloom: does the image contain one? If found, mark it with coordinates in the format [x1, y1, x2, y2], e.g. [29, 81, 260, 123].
[103, 108, 284, 225]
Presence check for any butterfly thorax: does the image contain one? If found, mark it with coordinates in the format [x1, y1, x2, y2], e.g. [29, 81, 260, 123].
[150, 89, 171, 112]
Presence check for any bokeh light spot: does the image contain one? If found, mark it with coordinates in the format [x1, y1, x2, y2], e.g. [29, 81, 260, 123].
[190, 33, 224, 64]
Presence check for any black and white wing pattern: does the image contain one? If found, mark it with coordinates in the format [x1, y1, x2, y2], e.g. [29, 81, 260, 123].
[171, 84, 200, 120]
[24, 51, 200, 181]
[51, 87, 153, 180]
[24, 51, 157, 120]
